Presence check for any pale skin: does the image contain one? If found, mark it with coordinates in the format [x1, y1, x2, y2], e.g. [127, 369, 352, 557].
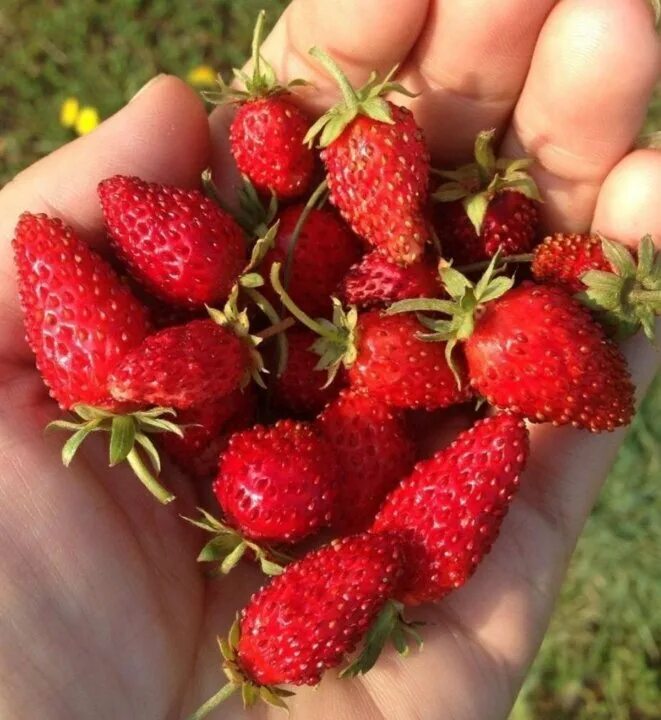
[0, 0, 659, 717]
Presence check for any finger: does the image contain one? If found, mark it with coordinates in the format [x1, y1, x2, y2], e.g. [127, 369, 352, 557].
[501, 0, 660, 231]
[398, 0, 558, 163]
[208, 0, 430, 192]
[0, 75, 211, 362]
[592, 148, 661, 247]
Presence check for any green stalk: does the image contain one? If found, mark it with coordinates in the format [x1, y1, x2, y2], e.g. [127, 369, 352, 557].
[309, 47, 359, 111]
[126, 448, 174, 505]
[251, 10, 266, 82]
[456, 253, 534, 275]
[245, 287, 293, 376]
[187, 683, 238, 720]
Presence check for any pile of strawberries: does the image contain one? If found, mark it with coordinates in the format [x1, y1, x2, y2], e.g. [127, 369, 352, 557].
[11, 12, 659, 719]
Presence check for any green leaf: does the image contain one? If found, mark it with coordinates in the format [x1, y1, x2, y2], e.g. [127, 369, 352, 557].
[433, 182, 469, 202]
[386, 298, 457, 316]
[138, 416, 184, 436]
[61, 427, 92, 466]
[478, 276, 514, 304]
[636, 235, 654, 281]
[242, 683, 259, 708]
[600, 237, 636, 277]
[258, 555, 285, 576]
[473, 129, 497, 177]
[72, 404, 115, 421]
[259, 687, 290, 710]
[220, 542, 248, 574]
[439, 266, 471, 299]
[239, 272, 264, 288]
[462, 192, 490, 235]
[362, 97, 395, 124]
[109, 416, 135, 466]
[133, 432, 161, 475]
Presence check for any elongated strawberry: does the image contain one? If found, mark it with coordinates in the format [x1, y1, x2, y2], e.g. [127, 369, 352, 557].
[213, 420, 337, 545]
[341, 252, 441, 309]
[270, 263, 470, 411]
[533, 233, 661, 341]
[13, 212, 150, 410]
[203, 10, 315, 200]
[433, 130, 540, 264]
[262, 204, 363, 316]
[163, 389, 257, 482]
[271, 328, 345, 415]
[98, 175, 246, 307]
[305, 49, 430, 266]
[188, 532, 406, 718]
[387, 258, 635, 432]
[316, 390, 415, 534]
[13, 213, 181, 504]
[372, 413, 529, 605]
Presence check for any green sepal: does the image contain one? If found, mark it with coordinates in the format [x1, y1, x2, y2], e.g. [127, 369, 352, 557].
[183, 509, 287, 576]
[304, 49, 417, 148]
[47, 405, 180, 504]
[576, 234, 661, 342]
[339, 600, 423, 679]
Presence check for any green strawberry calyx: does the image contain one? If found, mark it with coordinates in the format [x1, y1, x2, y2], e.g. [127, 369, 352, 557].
[183, 508, 290, 577]
[304, 47, 417, 148]
[577, 234, 661, 342]
[202, 10, 310, 104]
[340, 600, 423, 678]
[47, 405, 182, 504]
[187, 618, 296, 720]
[386, 253, 514, 384]
[433, 129, 541, 235]
[270, 261, 358, 386]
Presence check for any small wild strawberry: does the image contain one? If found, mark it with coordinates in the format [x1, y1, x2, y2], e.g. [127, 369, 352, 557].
[98, 175, 246, 308]
[305, 49, 430, 266]
[203, 10, 315, 200]
[372, 413, 529, 605]
[188, 532, 407, 718]
[433, 130, 540, 264]
[316, 389, 415, 534]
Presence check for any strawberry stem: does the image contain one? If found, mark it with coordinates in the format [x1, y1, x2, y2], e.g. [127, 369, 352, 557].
[255, 316, 295, 340]
[251, 10, 267, 84]
[309, 47, 359, 112]
[244, 287, 291, 376]
[187, 682, 237, 720]
[126, 448, 175, 505]
[456, 253, 534, 275]
[270, 262, 339, 341]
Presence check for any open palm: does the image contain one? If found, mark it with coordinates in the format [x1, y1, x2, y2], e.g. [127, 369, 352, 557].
[0, 1, 659, 718]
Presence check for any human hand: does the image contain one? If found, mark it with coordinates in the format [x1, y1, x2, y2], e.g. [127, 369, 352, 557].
[0, 1, 659, 719]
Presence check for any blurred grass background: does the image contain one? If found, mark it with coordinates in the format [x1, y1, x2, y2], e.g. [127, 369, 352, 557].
[1, 1, 659, 718]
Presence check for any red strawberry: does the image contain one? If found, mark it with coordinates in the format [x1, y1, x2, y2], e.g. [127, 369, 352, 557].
[271, 328, 345, 415]
[190, 532, 405, 716]
[205, 10, 315, 200]
[341, 252, 441, 309]
[271, 262, 470, 411]
[532, 233, 660, 342]
[433, 130, 540, 264]
[163, 388, 257, 482]
[532, 233, 611, 294]
[387, 262, 635, 432]
[109, 318, 251, 410]
[12, 212, 150, 410]
[213, 420, 337, 544]
[98, 175, 246, 308]
[372, 413, 528, 605]
[263, 204, 362, 317]
[305, 49, 430, 266]
[316, 390, 415, 534]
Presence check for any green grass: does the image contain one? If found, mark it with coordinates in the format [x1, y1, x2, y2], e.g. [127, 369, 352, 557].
[1, 3, 659, 718]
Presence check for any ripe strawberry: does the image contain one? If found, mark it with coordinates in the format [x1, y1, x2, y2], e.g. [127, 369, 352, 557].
[433, 130, 540, 264]
[316, 390, 416, 534]
[204, 10, 315, 200]
[98, 175, 246, 308]
[12, 212, 150, 411]
[305, 49, 430, 266]
[372, 413, 529, 605]
[190, 532, 405, 717]
[532, 233, 611, 294]
[271, 262, 470, 411]
[341, 252, 441, 309]
[533, 233, 660, 341]
[213, 420, 337, 544]
[109, 318, 252, 410]
[163, 388, 256, 482]
[387, 260, 635, 432]
[263, 204, 362, 317]
[271, 328, 345, 415]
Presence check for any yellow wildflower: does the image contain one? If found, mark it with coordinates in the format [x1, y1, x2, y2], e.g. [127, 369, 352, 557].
[75, 106, 100, 136]
[59, 97, 80, 128]
[187, 65, 217, 87]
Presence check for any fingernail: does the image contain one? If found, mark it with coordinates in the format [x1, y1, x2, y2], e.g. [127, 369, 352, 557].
[130, 74, 166, 103]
